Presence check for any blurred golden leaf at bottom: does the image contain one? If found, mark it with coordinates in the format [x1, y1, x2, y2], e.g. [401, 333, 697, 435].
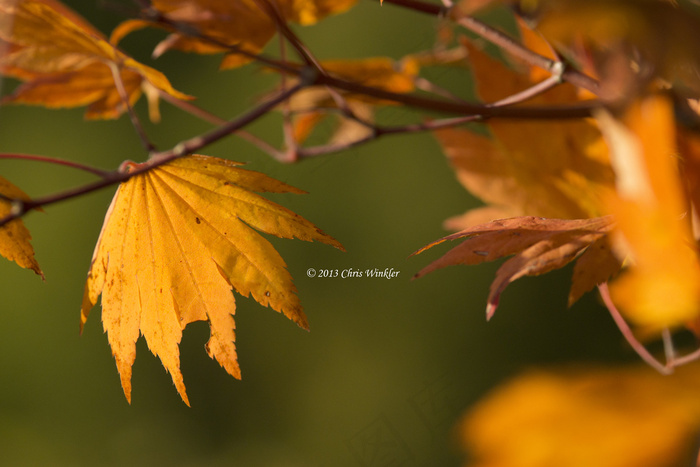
[459, 363, 700, 467]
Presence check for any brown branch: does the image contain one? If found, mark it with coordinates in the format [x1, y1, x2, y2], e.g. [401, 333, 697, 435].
[0, 82, 306, 227]
[295, 114, 480, 158]
[136, 3, 599, 120]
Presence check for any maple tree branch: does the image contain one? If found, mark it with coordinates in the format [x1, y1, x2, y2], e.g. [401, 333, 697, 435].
[136, 5, 599, 120]
[0, 82, 306, 227]
[316, 72, 599, 118]
[294, 114, 480, 158]
[0, 153, 111, 178]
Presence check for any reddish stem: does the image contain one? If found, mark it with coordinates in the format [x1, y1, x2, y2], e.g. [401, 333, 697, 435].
[597, 283, 672, 374]
[0, 153, 111, 178]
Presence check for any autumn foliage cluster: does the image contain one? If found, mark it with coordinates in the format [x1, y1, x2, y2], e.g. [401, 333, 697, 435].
[3, 0, 700, 465]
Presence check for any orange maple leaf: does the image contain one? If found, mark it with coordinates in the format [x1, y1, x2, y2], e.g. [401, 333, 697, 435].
[413, 216, 617, 318]
[80, 155, 344, 405]
[111, 0, 357, 69]
[0, 175, 42, 277]
[597, 93, 700, 330]
[435, 18, 612, 231]
[0, 0, 190, 120]
[460, 363, 700, 467]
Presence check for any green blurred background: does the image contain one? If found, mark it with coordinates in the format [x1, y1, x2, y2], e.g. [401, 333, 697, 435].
[0, 1, 638, 465]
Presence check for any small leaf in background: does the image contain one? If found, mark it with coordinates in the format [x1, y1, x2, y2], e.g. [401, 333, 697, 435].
[81, 155, 343, 405]
[0, 175, 42, 277]
[459, 363, 700, 467]
[412, 216, 617, 319]
[597, 93, 700, 330]
[434, 19, 613, 232]
[282, 56, 419, 146]
[0, 0, 190, 119]
[112, 0, 358, 69]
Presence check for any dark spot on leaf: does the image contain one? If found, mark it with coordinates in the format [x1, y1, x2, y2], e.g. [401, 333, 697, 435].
[265, 291, 270, 297]
[195, 217, 201, 224]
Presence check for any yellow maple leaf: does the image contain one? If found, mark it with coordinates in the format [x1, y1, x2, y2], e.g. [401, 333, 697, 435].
[80, 154, 343, 405]
[111, 0, 357, 69]
[460, 363, 700, 467]
[436, 19, 613, 231]
[597, 93, 700, 330]
[0, 0, 190, 120]
[0, 175, 42, 277]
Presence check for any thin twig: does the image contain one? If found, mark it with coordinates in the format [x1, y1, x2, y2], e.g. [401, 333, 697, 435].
[276, 21, 300, 162]
[597, 283, 672, 374]
[489, 73, 564, 107]
[295, 114, 480, 158]
[668, 347, 700, 368]
[0, 153, 111, 178]
[662, 328, 676, 364]
[108, 61, 156, 153]
[253, 0, 325, 72]
[157, 90, 287, 159]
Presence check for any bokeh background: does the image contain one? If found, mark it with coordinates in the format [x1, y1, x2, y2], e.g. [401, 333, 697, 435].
[0, 1, 639, 465]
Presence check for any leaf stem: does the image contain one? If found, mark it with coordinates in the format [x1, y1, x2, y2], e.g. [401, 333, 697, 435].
[108, 61, 156, 153]
[597, 282, 672, 375]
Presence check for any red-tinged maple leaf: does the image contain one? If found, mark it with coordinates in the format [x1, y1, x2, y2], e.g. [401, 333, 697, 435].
[0, 0, 190, 120]
[80, 155, 344, 405]
[412, 216, 618, 319]
[111, 0, 357, 69]
[435, 18, 613, 232]
[0, 175, 43, 278]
